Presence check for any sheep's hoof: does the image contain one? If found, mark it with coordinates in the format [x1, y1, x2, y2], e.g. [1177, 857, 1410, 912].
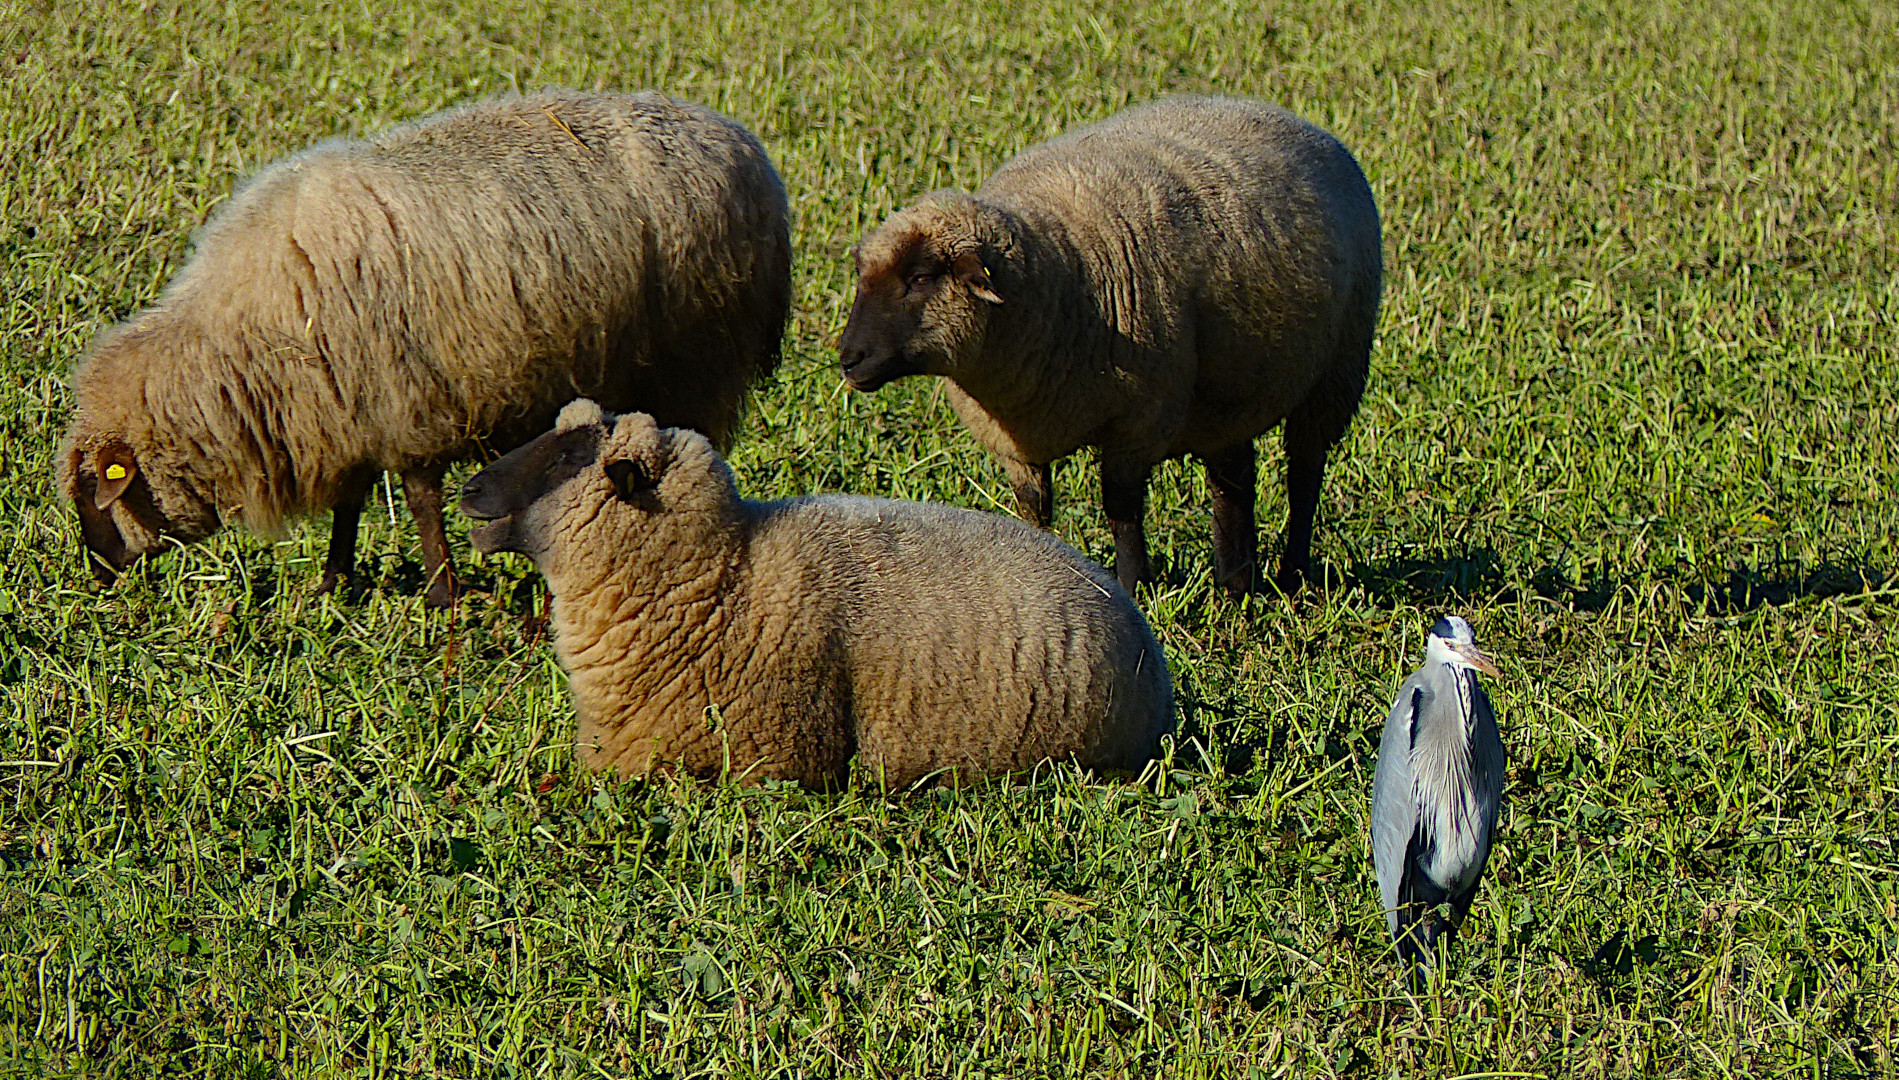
[1219, 578, 1256, 598]
[1270, 564, 1309, 597]
[423, 578, 461, 610]
[316, 569, 350, 597]
[1216, 560, 1258, 597]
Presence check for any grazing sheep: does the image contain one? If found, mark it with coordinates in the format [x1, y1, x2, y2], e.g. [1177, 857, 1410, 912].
[459, 400, 1175, 789]
[60, 89, 791, 608]
[837, 95, 1381, 596]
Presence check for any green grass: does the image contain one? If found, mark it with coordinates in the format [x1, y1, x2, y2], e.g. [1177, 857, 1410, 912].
[2, 0, 1896, 1075]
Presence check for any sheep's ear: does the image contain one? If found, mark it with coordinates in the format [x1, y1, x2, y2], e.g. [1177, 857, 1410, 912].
[604, 458, 660, 501]
[953, 252, 1002, 305]
[92, 441, 138, 510]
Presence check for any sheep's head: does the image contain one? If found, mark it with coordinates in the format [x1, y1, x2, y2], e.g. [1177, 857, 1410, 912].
[59, 367, 224, 585]
[460, 400, 739, 581]
[838, 193, 1007, 393]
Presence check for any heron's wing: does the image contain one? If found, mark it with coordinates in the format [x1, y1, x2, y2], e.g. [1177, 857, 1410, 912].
[1469, 676, 1505, 834]
[1370, 677, 1424, 940]
[1447, 675, 1506, 923]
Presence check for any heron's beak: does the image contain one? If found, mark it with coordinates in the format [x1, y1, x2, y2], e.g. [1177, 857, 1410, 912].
[1453, 643, 1501, 678]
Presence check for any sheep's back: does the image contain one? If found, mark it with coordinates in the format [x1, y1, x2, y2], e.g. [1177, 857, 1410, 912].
[977, 96, 1381, 449]
[177, 90, 788, 467]
[984, 96, 1378, 289]
[757, 496, 1174, 784]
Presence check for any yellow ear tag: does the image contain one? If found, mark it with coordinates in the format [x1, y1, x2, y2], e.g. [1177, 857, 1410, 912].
[104, 464, 127, 481]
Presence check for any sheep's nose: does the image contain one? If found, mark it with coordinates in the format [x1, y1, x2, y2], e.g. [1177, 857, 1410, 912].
[839, 337, 878, 374]
[458, 474, 499, 518]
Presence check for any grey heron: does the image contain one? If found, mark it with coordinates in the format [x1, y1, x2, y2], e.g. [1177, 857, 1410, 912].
[1370, 615, 1504, 972]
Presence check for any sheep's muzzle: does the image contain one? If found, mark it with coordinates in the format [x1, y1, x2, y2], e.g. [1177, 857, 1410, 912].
[459, 472, 520, 556]
[71, 481, 137, 583]
[837, 282, 931, 392]
[460, 423, 598, 555]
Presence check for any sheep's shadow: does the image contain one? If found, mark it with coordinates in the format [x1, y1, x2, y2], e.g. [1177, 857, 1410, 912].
[344, 554, 528, 610]
[1329, 546, 1888, 616]
[1330, 545, 1512, 607]
[1173, 548, 1888, 778]
[1675, 560, 1888, 615]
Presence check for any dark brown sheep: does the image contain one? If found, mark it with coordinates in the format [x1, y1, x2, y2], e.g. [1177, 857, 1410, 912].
[838, 95, 1381, 595]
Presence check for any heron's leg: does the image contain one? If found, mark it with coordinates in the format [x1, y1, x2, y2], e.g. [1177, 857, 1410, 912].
[401, 462, 459, 609]
[1203, 442, 1258, 596]
[1279, 424, 1331, 591]
[1003, 458, 1053, 529]
[1393, 900, 1449, 975]
[1100, 459, 1153, 593]
[318, 466, 378, 596]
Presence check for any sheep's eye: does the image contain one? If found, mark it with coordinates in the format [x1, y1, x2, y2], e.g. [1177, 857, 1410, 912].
[905, 272, 937, 292]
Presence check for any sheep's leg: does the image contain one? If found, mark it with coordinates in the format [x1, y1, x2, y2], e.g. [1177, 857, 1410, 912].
[318, 467, 377, 597]
[1204, 443, 1258, 596]
[1004, 458, 1054, 529]
[1278, 432, 1329, 592]
[1100, 460, 1153, 593]
[401, 462, 459, 609]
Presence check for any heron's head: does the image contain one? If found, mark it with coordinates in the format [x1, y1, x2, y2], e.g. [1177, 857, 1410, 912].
[1426, 615, 1500, 677]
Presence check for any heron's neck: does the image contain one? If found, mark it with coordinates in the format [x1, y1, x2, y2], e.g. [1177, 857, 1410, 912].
[1412, 666, 1483, 844]
[1425, 639, 1478, 739]
[1445, 663, 1477, 741]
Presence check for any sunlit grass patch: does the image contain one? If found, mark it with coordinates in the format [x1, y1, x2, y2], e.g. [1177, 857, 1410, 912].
[1, 0, 1895, 1075]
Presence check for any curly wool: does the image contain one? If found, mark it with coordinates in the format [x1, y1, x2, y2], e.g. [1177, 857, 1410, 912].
[60, 89, 789, 555]
[488, 406, 1175, 789]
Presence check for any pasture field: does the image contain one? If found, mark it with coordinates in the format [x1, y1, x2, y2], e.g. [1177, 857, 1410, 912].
[2, 0, 1896, 1075]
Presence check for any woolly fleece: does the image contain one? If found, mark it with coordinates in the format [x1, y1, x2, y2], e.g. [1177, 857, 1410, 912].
[60, 89, 789, 585]
[463, 404, 1175, 789]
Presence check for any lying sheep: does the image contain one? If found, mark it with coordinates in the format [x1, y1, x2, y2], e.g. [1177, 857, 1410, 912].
[60, 89, 790, 608]
[838, 95, 1381, 596]
[459, 400, 1175, 788]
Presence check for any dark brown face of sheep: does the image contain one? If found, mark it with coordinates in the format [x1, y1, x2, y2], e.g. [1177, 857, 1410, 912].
[460, 422, 662, 558]
[461, 425, 596, 558]
[67, 440, 160, 584]
[837, 230, 1002, 392]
